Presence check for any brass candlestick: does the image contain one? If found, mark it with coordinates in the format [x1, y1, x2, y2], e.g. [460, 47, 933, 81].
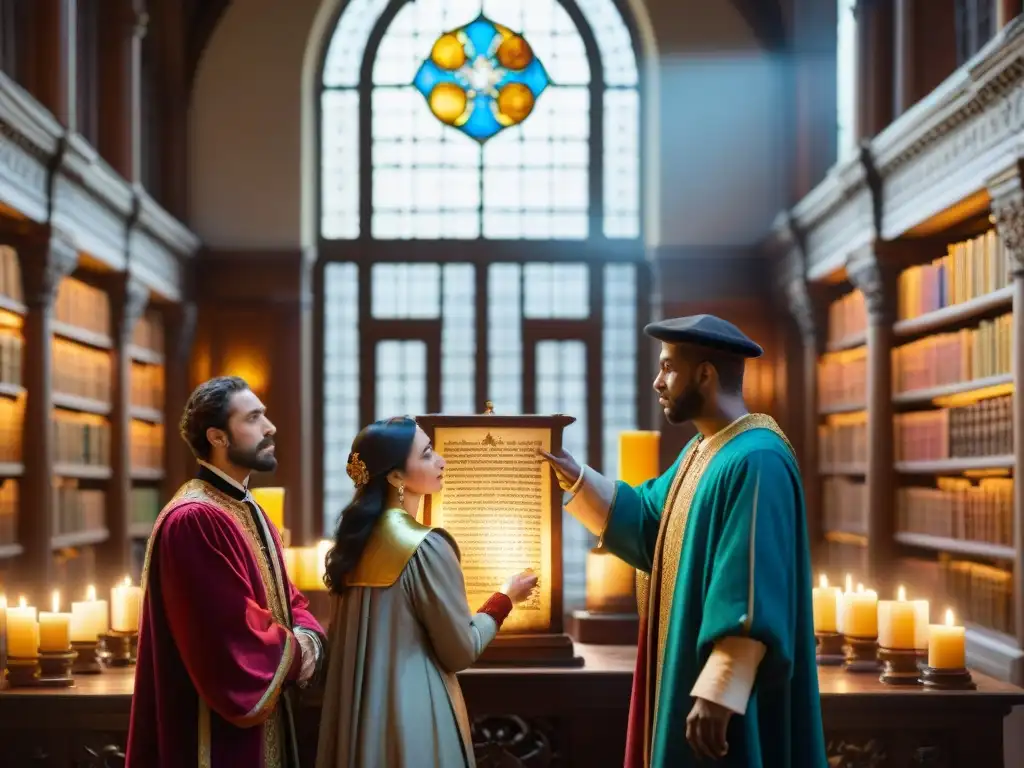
[842, 635, 881, 673]
[919, 666, 977, 690]
[37, 649, 77, 687]
[878, 647, 921, 685]
[71, 641, 103, 674]
[99, 630, 138, 667]
[5, 656, 40, 687]
[815, 632, 844, 665]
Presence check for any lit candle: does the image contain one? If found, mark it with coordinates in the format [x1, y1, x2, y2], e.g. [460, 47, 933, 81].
[38, 591, 72, 652]
[0, 593, 7, 675]
[111, 576, 142, 633]
[297, 546, 320, 591]
[836, 574, 854, 634]
[315, 539, 332, 590]
[283, 547, 299, 584]
[878, 585, 917, 650]
[7, 596, 39, 658]
[586, 547, 637, 613]
[618, 431, 660, 486]
[911, 597, 930, 651]
[928, 608, 966, 670]
[70, 585, 109, 643]
[251, 487, 286, 532]
[812, 574, 841, 633]
[840, 584, 878, 638]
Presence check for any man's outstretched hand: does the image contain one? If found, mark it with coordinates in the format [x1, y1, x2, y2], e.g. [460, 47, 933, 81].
[686, 697, 732, 760]
[538, 448, 582, 491]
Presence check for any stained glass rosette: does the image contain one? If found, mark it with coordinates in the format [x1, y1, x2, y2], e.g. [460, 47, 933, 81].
[413, 15, 551, 142]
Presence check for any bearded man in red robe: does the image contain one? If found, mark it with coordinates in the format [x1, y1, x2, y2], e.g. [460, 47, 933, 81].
[126, 376, 326, 767]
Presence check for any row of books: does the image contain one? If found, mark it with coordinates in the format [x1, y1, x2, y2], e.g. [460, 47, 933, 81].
[0, 398, 24, 463]
[54, 339, 112, 404]
[56, 278, 110, 337]
[0, 328, 22, 387]
[821, 537, 864, 576]
[132, 487, 162, 527]
[0, 478, 17, 546]
[818, 348, 867, 410]
[132, 363, 165, 410]
[897, 477, 1013, 546]
[132, 310, 166, 355]
[53, 415, 110, 468]
[896, 230, 1010, 320]
[0, 246, 21, 305]
[822, 477, 866, 535]
[942, 558, 1013, 636]
[53, 483, 106, 537]
[819, 419, 867, 466]
[893, 394, 1013, 461]
[892, 314, 1012, 393]
[827, 290, 867, 345]
[131, 421, 164, 469]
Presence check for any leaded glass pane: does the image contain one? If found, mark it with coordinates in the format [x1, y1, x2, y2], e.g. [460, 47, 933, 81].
[575, 0, 639, 86]
[322, 0, 392, 87]
[371, 263, 442, 319]
[442, 263, 475, 413]
[321, 91, 360, 239]
[487, 263, 521, 413]
[603, 88, 640, 239]
[523, 263, 589, 319]
[603, 263, 638, 476]
[375, 340, 428, 420]
[323, 263, 360, 532]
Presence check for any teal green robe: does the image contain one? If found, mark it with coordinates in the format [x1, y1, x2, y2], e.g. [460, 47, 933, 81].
[602, 416, 826, 767]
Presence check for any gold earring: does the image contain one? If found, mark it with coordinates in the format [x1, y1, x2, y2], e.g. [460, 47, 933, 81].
[398, 484, 405, 504]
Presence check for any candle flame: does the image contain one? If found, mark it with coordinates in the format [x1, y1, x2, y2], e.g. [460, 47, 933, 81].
[18, 596, 26, 608]
[856, 583, 864, 593]
[945, 608, 955, 627]
[844, 574, 853, 593]
[897, 585, 906, 601]
[122, 576, 132, 587]
[0, 593, 6, 609]
[819, 574, 828, 589]
[51, 590, 59, 613]
[86, 585, 96, 601]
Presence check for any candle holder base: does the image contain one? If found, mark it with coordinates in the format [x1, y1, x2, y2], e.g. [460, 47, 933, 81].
[815, 632, 845, 665]
[878, 647, 922, 686]
[5, 656, 40, 687]
[843, 635, 881, 673]
[37, 650, 77, 687]
[98, 630, 138, 667]
[919, 666, 977, 690]
[71, 641, 102, 674]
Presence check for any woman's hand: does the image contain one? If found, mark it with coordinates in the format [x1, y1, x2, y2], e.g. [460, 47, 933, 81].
[502, 569, 540, 604]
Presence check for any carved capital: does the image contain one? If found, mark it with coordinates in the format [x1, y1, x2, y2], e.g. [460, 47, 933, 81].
[18, 234, 79, 308]
[988, 164, 1024, 274]
[846, 246, 893, 321]
[785, 279, 817, 346]
[109, 274, 150, 342]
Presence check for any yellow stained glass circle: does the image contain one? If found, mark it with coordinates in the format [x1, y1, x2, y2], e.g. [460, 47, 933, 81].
[496, 82, 535, 124]
[431, 33, 467, 70]
[496, 35, 533, 71]
[429, 82, 469, 125]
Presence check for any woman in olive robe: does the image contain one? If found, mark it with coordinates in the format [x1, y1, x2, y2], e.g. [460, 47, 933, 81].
[316, 416, 537, 768]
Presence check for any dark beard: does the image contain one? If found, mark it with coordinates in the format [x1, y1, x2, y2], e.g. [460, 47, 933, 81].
[663, 380, 704, 425]
[227, 438, 278, 472]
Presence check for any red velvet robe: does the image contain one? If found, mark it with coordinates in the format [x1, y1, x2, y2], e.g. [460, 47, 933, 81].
[126, 475, 325, 767]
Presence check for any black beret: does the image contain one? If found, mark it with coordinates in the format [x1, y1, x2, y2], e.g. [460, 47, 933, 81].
[643, 314, 763, 358]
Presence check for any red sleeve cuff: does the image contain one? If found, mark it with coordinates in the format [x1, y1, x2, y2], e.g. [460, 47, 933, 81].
[477, 592, 513, 629]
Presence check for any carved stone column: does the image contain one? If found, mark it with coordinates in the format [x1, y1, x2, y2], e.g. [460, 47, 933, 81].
[847, 247, 896, 590]
[161, 300, 196, 496]
[988, 163, 1024, 648]
[785, 278, 824, 561]
[98, 0, 147, 180]
[15, 232, 79, 598]
[99, 274, 148, 583]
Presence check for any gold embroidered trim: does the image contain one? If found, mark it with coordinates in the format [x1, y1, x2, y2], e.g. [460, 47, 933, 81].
[198, 699, 211, 768]
[644, 414, 792, 763]
[744, 471, 761, 633]
[141, 479, 294, 768]
[236, 633, 296, 726]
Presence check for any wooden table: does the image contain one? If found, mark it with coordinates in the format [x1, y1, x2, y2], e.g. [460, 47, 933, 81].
[1, 644, 1022, 767]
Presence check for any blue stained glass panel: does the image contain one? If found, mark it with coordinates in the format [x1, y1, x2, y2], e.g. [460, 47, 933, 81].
[413, 14, 551, 142]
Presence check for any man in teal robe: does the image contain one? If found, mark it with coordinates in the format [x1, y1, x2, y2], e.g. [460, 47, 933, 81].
[542, 315, 826, 767]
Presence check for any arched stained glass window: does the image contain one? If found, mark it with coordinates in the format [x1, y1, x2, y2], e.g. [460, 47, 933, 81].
[320, 0, 640, 240]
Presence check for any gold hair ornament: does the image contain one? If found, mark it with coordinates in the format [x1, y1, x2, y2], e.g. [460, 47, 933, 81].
[347, 452, 370, 488]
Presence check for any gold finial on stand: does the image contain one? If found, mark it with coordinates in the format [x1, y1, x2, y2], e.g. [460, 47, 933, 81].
[483, 401, 495, 415]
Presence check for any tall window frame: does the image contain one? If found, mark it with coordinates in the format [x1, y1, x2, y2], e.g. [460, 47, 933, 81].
[312, 0, 651, 608]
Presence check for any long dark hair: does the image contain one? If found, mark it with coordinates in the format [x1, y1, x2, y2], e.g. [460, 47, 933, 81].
[323, 416, 417, 593]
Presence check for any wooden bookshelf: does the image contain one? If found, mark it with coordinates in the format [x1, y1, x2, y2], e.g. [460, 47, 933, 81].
[770, 18, 1024, 685]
